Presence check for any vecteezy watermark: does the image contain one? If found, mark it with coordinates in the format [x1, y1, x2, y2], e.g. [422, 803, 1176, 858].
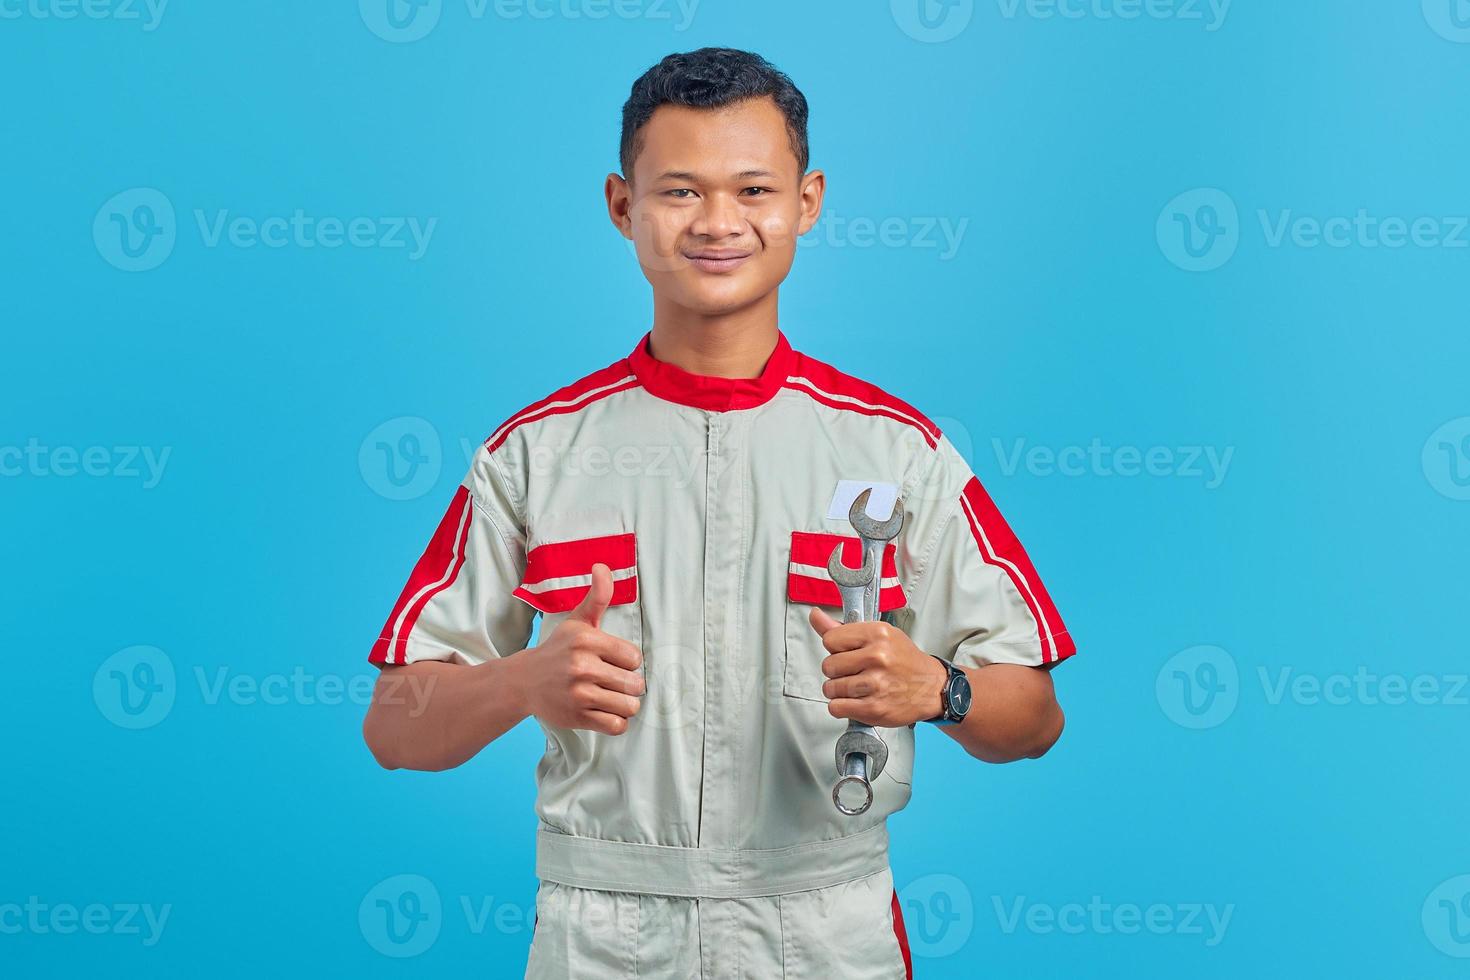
[93, 188, 176, 272]
[993, 896, 1234, 946]
[992, 438, 1234, 489]
[362, 417, 443, 501]
[1259, 666, 1469, 708]
[1423, 875, 1470, 958]
[455, 437, 705, 489]
[94, 189, 438, 271]
[93, 647, 436, 729]
[898, 874, 975, 958]
[0, 898, 171, 947]
[1159, 187, 1470, 272]
[1156, 645, 1239, 729]
[1157, 646, 1469, 730]
[93, 646, 177, 730]
[0, 440, 171, 488]
[798, 211, 970, 261]
[1423, 0, 1470, 43]
[358, 875, 606, 957]
[995, 0, 1230, 30]
[359, 0, 699, 43]
[1156, 188, 1240, 272]
[360, 875, 442, 958]
[0, 0, 167, 30]
[890, 0, 975, 43]
[1423, 417, 1470, 501]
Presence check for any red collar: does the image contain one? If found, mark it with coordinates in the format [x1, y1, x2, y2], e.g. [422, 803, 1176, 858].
[627, 329, 797, 412]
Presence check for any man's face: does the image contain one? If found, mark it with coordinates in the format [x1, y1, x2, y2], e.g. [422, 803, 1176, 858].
[608, 96, 824, 316]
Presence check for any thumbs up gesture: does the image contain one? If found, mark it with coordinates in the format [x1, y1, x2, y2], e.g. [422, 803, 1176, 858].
[518, 563, 646, 735]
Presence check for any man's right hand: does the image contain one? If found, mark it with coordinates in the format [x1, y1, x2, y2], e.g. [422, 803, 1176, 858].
[515, 562, 646, 735]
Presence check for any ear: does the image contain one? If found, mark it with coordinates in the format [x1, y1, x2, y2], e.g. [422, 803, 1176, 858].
[796, 168, 825, 237]
[605, 172, 633, 238]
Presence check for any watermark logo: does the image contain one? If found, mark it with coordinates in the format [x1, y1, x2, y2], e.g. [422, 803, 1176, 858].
[93, 646, 176, 730]
[898, 873, 974, 958]
[360, 874, 442, 957]
[993, 438, 1233, 488]
[0, 441, 171, 487]
[360, 0, 442, 41]
[798, 211, 969, 260]
[361, 417, 442, 500]
[891, 0, 974, 42]
[0, 899, 171, 946]
[94, 188, 176, 272]
[1423, 0, 1470, 43]
[994, 896, 1233, 945]
[1423, 417, 1470, 501]
[1157, 188, 1239, 272]
[1156, 645, 1238, 729]
[0, 0, 168, 30]
[1424, 875, 1470, 957]
[995, 0, 1230, 31]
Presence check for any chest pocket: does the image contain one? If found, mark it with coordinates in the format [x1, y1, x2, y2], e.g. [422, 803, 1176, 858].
[512, 508, 643, 654]
[782, 530, 907, 703]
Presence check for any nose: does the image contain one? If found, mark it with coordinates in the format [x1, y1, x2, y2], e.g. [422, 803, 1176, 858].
[689, 191, 745, 240]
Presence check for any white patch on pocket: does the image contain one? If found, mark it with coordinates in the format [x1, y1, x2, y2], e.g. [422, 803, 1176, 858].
[825, 479, 899, 522]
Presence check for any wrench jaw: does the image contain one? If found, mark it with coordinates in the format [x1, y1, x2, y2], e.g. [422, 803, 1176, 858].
[848, 488, 906, 625]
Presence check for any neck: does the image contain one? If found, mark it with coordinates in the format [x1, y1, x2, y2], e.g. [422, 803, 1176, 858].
[648, 292, 781, 378]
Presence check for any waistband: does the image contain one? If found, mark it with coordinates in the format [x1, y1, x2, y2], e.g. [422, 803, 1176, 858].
[535, 824, 890, 899]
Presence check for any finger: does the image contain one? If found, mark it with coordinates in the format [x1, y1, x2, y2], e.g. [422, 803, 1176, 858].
[580, 709, 632, 736]
[821, 649, 876, 680]
[566, 562, 613, 629]
[808, 606, 841, 636]
[825, 697, 866, 721]
[818, 621, 884, 654]
[577, 683, 642, 719]
[822, 673, 880, 701]
[592, 635, 643, 673]
[585, 659, 646, 697]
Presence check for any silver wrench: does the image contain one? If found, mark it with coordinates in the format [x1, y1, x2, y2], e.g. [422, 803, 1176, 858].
[827, 488, 907, 816]
[827, 544, 886, 816]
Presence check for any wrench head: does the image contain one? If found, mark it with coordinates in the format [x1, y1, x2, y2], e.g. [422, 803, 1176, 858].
[848, 488, 905, 542]
[827, 542, 878, 588]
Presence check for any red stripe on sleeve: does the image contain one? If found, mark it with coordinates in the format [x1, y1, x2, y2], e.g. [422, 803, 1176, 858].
[958, 476, 1075, 663]
[369, 486, 474, 665]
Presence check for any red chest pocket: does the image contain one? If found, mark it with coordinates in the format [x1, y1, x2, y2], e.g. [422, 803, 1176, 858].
[787, 531, 907, 612]
[512, 532, 638, 613]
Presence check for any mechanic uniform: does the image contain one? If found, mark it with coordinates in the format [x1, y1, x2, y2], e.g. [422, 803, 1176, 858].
[368, 329, 1077, 979]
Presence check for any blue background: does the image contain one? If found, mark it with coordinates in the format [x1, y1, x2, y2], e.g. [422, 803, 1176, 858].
[4, 0, 1468, 976]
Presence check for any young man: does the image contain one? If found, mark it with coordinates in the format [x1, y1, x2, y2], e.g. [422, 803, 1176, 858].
[363, 47, 1076, 980]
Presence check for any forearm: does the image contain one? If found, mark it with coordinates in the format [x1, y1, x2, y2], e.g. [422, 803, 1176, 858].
[938, 662, 1064, 764]
[363, 656, 531, 771]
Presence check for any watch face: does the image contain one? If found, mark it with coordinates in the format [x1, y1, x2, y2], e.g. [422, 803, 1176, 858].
[948, 674, 973, 717]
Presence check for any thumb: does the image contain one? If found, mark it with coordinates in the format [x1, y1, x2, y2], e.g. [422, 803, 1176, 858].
[809, 605, 841, 637]
[567, 562, 613, 629]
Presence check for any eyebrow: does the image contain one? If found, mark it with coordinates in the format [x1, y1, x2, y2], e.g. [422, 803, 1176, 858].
[654, 169, 780, 182]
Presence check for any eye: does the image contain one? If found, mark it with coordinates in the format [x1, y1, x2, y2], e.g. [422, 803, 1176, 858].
[665, 189, 695, 199]
[742, 187, 775, 197]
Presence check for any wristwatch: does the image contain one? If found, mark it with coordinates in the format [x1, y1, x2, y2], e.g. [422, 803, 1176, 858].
[924, 656, 972, 726]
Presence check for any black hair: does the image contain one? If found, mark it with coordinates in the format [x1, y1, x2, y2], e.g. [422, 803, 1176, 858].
[619, 47, 810, 180]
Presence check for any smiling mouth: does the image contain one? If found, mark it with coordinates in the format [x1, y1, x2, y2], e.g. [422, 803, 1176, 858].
[684, 251, 753, 273]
